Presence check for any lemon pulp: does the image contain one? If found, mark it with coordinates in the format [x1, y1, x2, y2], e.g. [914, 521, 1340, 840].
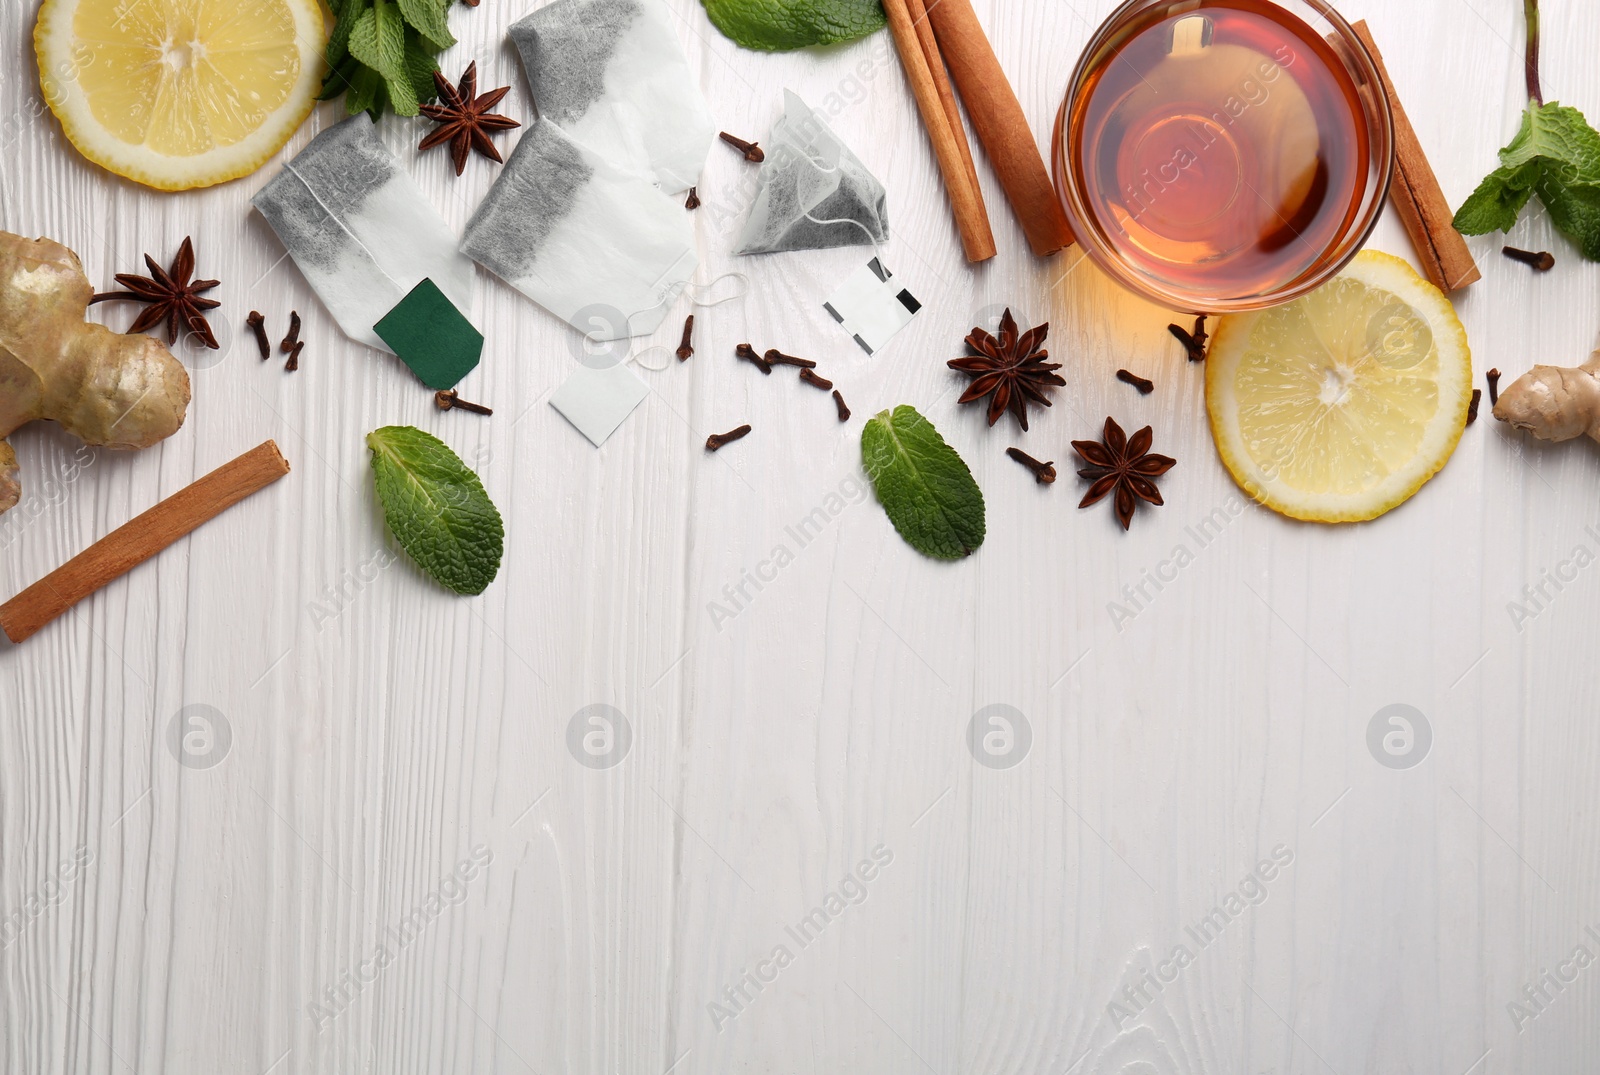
[36, 0, 326, 190]
[1206, 251, 1473, 523]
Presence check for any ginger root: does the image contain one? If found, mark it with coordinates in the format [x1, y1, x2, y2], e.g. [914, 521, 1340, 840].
[0, 440, 17, 515]
[1493, 350, 1600, 443]
[0, 231, 190, 516]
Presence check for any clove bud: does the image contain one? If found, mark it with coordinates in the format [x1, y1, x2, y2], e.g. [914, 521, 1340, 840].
[246, 311, 270, 360]
[735, 343, 772, 375]
[706, 424, 752, 451]
[280, 310, 301, 353]
[677, 315, 695, 361]
[1116, 368, 1155, 395]
[436, 389, 493, 415]
[798, 368, 833, 391]
[719, 132, 765, 163]
[1006, 447, 1057, 484]
[1168, 321, 1205, 362]
[764, 349, 817, 369]
[1502, 246, 1555, 271]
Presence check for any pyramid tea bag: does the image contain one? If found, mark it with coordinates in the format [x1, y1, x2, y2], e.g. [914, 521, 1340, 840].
[509, 0, 714, 193]
[252, 115, 477, 352]
[735, 91, 889, 256]
[461, 118, 697, 341]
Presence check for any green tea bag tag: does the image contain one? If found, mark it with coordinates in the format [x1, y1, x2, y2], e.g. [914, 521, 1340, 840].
[373, 279, 484, 390]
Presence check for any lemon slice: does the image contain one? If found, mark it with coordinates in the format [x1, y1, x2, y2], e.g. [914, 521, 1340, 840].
[1206, 250, 1473, 523]
[35, 0, 327, 191]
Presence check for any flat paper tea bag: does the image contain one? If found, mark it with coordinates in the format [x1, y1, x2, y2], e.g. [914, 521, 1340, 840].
[509, 0, 714, 192]
[736, 91, 889, 256]
[461, 118, 697, 341]
[252, 115, 477, 352]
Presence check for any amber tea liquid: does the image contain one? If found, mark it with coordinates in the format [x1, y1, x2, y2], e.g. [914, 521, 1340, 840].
[1066, 0, 1371, 302]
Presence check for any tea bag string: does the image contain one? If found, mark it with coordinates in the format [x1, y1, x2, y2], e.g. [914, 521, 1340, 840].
[689, 272, 749, 309]
[800, 212, 885, 258]
[786, 141, 886, 258]
[627, 272, 751, 372]
[638, 137, 849, 370]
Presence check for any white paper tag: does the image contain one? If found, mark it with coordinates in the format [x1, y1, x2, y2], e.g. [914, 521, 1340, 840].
[550, 362, 651, 447]
[823, 259, 921, 355]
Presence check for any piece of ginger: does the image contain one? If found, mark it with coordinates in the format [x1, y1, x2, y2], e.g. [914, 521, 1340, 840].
[0, 440, 17, 512]
[0, 231, 190, 515]
[1493, 349, 1600, 443]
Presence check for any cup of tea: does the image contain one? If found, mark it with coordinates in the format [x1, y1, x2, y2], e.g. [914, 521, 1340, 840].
[1052, 0, 1394, 313]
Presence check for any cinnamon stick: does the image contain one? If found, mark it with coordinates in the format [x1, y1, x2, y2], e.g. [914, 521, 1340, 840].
[1352, 20, 1480, 292]
[0, 442, 291, 644]
[904, 0, 985, 222]
[926, 0, 1074, 257]
[880, 0, 997, 262]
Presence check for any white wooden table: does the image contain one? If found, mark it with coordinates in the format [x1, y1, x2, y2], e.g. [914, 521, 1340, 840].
[4, 0, 1599, 1071]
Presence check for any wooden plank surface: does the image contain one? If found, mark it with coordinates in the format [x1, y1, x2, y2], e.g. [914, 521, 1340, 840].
[3, 0, 1599, 1072]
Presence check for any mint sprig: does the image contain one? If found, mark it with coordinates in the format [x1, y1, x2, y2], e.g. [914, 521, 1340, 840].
[861, 406, 985, 560]
[320, 0, 458, 120]
[1453, 0, 1600, 260]
[1454, 103, 1600, 260]
[366, 426, 504, 595]
[702, 0, 885, 52]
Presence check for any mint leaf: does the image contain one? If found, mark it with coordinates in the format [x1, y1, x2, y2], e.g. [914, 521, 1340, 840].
[349, 0, 406, 82]
[402, 28, 442, 106]
[385, 68, 419, 117]
[319, 56, 360, 102]
[326, 15, 352, 67]
[1453, 162, 1538, 235]
[344, 8, 380, 75]
[325, 0, 367, 67]
[367, 426, 504, 595]
[397, 0, 455, 50]
[702, 0, 885, 51]
[321, 0, 445, 120]
[861, 406, 985, 559]
[341, 66, 386, 118]
[1540, 177, 1600, 260]
[1454, 102, 1600, 260]
[1501, 103, 1600, 174]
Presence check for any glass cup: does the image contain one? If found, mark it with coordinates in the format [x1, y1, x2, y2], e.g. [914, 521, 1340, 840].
[1052, 0, 1394, 313]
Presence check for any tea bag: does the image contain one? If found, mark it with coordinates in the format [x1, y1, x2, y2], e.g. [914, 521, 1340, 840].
[252, 115, 477, 352]
[735, 91, 889, 256]
[461, 118, 697, 340]
[509, 0, 714, 193]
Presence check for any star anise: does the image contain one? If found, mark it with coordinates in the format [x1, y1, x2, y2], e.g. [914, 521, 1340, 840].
[90, 236, 220, 349]
[947, 309, 1064, 431]
[1073, 417, 1176, 531]
[418, 63, 520, 176]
